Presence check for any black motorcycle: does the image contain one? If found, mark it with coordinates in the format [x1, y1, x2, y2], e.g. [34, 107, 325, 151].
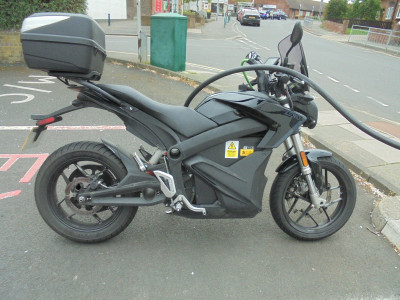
[21, 14, 356, 243]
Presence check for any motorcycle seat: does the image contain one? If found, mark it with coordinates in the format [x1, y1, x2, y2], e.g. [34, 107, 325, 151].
[97, 84, 217, 138]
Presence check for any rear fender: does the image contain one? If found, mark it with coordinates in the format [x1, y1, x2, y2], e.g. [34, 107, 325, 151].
[101, 139, 156, 186]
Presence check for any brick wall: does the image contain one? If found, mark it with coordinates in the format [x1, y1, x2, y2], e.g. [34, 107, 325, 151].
[0, 32, 24, 64]
[323, 20, 347, 34]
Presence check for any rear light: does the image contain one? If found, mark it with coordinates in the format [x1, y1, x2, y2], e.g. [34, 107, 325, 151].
[36, 116, 62, 126]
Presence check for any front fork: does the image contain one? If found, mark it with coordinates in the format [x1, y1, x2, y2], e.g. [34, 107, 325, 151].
[284, 133, 326, 209]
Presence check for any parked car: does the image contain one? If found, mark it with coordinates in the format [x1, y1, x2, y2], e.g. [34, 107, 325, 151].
[273, 11, 287, 20]
[240, 9, 261, 26]
[259, 11, 268, 20]
[237, 8, 258, 22]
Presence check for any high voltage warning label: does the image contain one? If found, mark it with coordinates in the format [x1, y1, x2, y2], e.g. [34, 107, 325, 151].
[225, 141, 239, 159]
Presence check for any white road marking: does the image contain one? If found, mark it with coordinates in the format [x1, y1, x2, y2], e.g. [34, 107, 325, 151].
[343, 85, 360, 93]
[312, 69, 323, 75]
[186, 62, 247, 78]
[0, 125, 126, 130]
[327, 76, 339, 83]
[3, 84, 51, 93]
[0, 93, 35, 104]
[18, 76, 56, 84]
[367, 96, 389, 107]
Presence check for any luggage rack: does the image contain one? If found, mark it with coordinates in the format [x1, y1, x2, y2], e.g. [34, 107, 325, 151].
[48, 70, 102, 81]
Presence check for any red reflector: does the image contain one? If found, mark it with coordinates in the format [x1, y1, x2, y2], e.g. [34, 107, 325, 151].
[37, 117, 56, 126]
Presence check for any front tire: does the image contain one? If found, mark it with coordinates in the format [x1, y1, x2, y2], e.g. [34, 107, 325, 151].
[35, 141, 138, 243]
[270, 156, 356, 241]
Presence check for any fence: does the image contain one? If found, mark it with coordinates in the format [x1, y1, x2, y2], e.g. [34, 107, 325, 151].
[348, 25, 400, 55]
[327, 18, 392, 30]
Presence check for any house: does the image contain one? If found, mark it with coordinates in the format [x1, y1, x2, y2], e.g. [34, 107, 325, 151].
[380, 0, 400, 29]
[231, 0, 325, 19]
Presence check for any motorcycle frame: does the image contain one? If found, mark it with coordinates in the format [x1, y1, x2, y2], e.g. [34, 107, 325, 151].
[32, 69, 330, 218]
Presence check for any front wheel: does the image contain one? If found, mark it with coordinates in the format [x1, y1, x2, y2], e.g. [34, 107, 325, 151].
[270, 156, 356, 241]
[35, 141, 138, 243]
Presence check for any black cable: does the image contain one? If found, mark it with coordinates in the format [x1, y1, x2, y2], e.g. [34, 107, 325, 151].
[184, 65, 400, 150]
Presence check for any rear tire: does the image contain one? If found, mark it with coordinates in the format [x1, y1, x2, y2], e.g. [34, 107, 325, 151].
[270, 156, 356, 241]
[35, 141, 138, 243]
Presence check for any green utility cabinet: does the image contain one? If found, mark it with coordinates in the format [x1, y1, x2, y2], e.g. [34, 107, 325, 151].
[150, 13, 187, 71]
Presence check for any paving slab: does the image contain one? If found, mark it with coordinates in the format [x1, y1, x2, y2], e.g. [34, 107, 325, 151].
[353, 140, 400, 164]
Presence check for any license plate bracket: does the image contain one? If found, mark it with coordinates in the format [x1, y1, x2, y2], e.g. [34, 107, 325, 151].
[21, 125, 48, 151]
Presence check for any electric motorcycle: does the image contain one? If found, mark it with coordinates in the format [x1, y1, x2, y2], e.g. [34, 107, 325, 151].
[21, 14, 357, 243]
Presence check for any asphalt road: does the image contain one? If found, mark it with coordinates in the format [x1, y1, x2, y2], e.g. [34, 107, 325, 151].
[1, 62, 400, 299]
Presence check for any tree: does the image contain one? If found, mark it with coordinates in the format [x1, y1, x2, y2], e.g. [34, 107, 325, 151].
[347, 0, 381, 20]
[0, 0, 87, 30]
[324, 0, 348, 20]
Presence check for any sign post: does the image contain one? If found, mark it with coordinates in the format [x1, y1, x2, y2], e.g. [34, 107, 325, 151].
[137, 0, 142, 62]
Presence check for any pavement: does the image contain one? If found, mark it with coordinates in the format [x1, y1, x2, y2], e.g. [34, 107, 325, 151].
[12, 18, 400, 248]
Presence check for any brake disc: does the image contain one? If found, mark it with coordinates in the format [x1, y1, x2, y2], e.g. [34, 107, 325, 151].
[64, 177, 102, 215]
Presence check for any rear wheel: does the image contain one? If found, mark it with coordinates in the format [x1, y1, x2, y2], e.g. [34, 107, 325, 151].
[35, 141, 138, 243]
[270, 157, 356, 241]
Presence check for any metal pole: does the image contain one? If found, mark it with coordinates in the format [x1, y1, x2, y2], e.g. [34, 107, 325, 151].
[217, 0, 219, 21]
[108, 13, 111, 26]
[137, 0, 142, 62]
[319, 0, 322, 20]
[365, 27, 370, 47]
[386, 29, 393, 52]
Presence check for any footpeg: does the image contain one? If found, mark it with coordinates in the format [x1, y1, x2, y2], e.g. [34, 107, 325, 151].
[153, 171, 176, 198]
[175, 195, 206, 216]
[154, 171, 206, 216]
[133, 152, 146, 171]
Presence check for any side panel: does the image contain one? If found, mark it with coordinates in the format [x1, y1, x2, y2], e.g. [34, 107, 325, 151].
[184, 150, 271, 218]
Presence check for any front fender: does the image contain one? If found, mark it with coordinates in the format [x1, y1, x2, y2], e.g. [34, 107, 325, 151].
[276, 149, 332, 192]
[276, 149, 332, 173]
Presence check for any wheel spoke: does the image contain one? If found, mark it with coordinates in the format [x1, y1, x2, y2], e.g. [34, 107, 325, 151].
[288, 197, 299, 214]
[67, 213, 76, 220]
[92, 213, 103, 224]
[325, 168, 328, 186]
[327, 185, 341, 191]
[286, 191, 309, 203]
[108, 207, 116, 214]
[57, 197, 66, 206]
[61, 172, 70, 184]
[74, 163, 90, 177]
[306, 212, 319, 227]
[324, 197, 343, 208]
[322, 207, 332, 222]
[295, 205, 312, 223]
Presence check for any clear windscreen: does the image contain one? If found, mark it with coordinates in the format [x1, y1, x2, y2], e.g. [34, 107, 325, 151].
[278, 35, 309, 77]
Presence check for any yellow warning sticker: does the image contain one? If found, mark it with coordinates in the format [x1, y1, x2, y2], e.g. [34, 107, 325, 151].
[240, 146, 254, 156]
[225, 141, 239, 159]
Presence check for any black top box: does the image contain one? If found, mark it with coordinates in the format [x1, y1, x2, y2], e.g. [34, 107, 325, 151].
[21, 13, 106, 80]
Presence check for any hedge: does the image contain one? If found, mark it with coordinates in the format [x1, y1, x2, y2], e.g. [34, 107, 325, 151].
[0, 0, 87, 31]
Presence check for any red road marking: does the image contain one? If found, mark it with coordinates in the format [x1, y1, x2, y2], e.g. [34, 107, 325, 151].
[0, 156, 19, 171]
[0, 154, 49, 183]
[0, 190, 22, 200]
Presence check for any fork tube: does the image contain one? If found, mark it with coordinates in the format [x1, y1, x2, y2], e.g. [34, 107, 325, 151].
[284, 138, 296, 156]
[290, 133, 325, 208]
